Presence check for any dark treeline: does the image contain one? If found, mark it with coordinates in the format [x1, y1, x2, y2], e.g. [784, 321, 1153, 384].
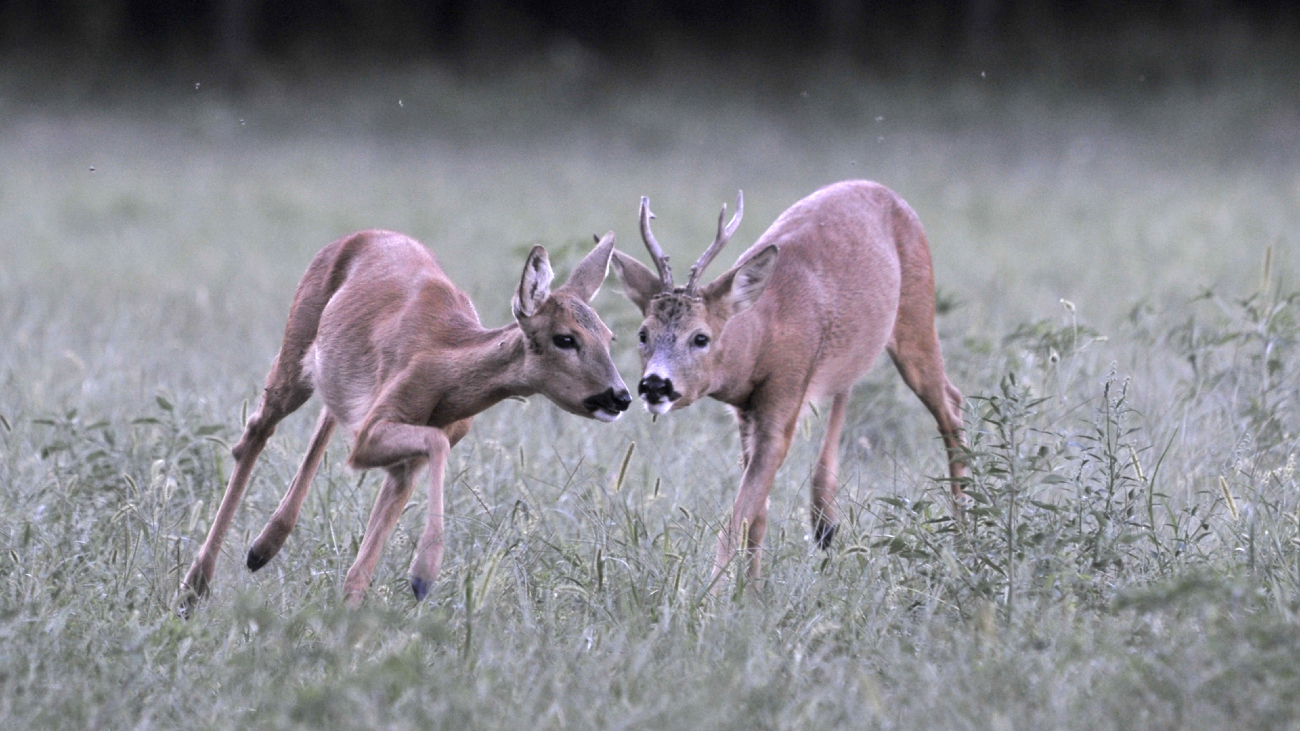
[0, 1, 1297, 76]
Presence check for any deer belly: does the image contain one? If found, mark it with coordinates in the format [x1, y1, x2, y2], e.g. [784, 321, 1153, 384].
[806, 310, 895, 402]
[308, 343, 380, 433]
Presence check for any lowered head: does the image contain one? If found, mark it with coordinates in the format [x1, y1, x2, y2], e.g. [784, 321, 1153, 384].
[513, 232, 632, 421]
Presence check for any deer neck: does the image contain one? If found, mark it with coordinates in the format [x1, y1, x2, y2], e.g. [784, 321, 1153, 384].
[706, 317, 765, 408]
[472, 324, 536, 398]
[427, 325, 533, 424]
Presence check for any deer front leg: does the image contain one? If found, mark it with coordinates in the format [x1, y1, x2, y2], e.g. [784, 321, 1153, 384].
[341, 418, 447, 607]
[714, 406, 798, 587]
[735, 410, 756, 471]
[408, 432, 449, 601]
[342, 462, 416, 607]
[406, 418, 470, 601]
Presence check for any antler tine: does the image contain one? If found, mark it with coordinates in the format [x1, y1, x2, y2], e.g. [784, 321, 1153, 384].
[639, 196, 673, 290]
[686, 190, 744, 292]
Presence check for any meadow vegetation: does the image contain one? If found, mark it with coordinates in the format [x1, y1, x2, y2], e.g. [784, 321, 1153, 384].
[1, 57, 1298, 728]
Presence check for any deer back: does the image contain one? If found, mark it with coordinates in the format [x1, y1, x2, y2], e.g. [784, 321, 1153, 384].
[306, 230, 628, 432]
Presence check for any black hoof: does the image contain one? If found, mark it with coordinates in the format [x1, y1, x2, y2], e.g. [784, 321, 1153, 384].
[178, 568, 209, 619]
[814, 523, 837, 551]
[246, 547, 270, 572]
[411, 577, 431, 601]
[177, 591, 199, 620]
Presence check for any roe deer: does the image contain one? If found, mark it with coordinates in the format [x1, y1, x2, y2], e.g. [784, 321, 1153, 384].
[612, 180, 966, 584]
[180, 230, 630, 614]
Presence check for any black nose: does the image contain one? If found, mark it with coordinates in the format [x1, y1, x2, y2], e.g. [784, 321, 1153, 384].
[613, 389, 632, 411]
[584, 387, 633, 414]
[638, 374, 679, 404]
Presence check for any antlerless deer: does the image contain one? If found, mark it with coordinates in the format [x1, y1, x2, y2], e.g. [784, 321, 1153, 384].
[180, 230, 631, 614]
[613, 180, 967, 584]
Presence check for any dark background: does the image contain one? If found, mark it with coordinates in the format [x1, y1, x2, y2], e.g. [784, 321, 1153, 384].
[2, 1, 1297, 86]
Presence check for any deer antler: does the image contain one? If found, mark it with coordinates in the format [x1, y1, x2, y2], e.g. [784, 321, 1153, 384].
[686, 190, 743, 292]
[639, 196, 673, 290]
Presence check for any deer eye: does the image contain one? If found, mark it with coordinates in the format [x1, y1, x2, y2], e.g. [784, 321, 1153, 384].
[638, 328, 648, 345]
[692, 333, 710, 348]
[552, 334, 578, 350]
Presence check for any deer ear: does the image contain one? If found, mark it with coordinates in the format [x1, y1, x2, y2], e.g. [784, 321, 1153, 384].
[557, 231, 615, 303]
[611, 249, 662, 315]
[705, 245, 778, 317]
[513, 245, 554, 319]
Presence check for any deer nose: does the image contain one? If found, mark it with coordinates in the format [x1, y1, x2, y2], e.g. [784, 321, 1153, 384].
[613, 388, 632, 412]
[638, 374, 679, 404]
[584, 387, 632, 414]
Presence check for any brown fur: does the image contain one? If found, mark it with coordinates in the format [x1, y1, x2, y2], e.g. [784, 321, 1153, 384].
[180, 230, 627, 614]
[613, 180, 967, 584]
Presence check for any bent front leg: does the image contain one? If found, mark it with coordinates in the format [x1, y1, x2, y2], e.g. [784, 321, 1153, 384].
[342, 462, 418, 607]
[408, 418, 470, 600]
[341, 417, 456, 606]
[408, 428, 452, 601]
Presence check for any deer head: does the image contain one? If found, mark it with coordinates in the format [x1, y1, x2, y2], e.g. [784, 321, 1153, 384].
[611, 192, 779, 413]
[515, 232, 631, 421]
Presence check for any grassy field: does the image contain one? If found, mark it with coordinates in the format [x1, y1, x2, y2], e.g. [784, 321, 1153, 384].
[1, 59, 1299, 729]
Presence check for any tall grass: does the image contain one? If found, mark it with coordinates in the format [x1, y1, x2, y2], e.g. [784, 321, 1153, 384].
[1, 63, 1298, 728]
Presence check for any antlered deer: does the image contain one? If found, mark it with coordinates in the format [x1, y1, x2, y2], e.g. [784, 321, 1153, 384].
[612, 180, 966, 583]
[180, 230, 630, 614]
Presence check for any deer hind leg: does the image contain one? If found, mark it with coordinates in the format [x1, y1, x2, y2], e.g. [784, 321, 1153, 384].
[811, 392, 849, 550]
[179, 363, 314, 615]
[888, 326, 967, 497]
[179, 256, 339, 616]
[714, 401, 799, 588]
[246, 408, 337, 572]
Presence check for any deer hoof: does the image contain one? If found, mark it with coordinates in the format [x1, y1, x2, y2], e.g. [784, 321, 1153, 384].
[176, 574, 206, 620]
[246, 547, 271, 572]
[178, 564, 210, 613]
[410, 577, 431, 601]
[814, 523, 837, 551]
[176, 590, 200, 620]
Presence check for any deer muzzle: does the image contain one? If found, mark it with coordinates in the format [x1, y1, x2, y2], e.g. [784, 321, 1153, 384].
[583, 387, 632, 422]
[637, 374, 682, 409]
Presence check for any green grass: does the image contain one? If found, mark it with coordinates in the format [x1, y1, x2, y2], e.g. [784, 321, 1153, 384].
[1, 62, 1298, 729]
